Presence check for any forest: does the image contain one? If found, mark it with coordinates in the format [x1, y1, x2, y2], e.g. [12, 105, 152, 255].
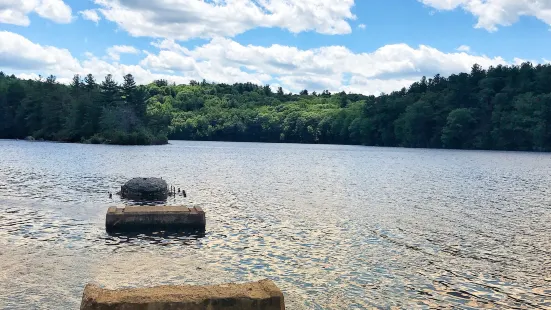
[1, 62, 551, 150]
[0, 73, 169, 145]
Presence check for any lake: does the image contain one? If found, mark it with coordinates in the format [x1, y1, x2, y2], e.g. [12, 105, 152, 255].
[0, 140, 550, 309]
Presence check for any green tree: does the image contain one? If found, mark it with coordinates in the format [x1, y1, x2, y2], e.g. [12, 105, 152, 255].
[441, 108, 476, 149]
[121, 74, 136, 105]
[3, 62, 551, 150]
[396, 100, 435, 148]
[100, 74, 121, 107]
[41, 75, 68, 139]
[339, 91, 348, 108]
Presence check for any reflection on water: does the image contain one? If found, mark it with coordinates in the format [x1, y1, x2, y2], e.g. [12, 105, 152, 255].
[0, 140, 551, 309]
[105, 229, 206, 243]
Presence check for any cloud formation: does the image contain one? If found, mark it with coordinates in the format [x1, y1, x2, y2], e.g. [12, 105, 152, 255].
[0, 31, 80, 73]
[419, 0, 551, 31]
[0, 31, 541, 95]
[0, 0, 72, 26]
[456, 45, 471, 52]
[94, 0, 356, 40]
[106, 45, 140, 61]
[79, 9, 101, 23]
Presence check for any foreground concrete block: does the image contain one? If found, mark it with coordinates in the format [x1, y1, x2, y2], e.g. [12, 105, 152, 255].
[106, 206, 206, 232]
[80, 279, 285, 310]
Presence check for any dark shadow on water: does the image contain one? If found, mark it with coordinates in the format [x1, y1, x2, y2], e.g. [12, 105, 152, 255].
[120, 199, 169, 206]
[104, 228, 206, 246]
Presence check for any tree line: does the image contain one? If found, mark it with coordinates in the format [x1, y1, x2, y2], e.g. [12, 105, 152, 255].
[0, 72, 168, 145]
[2, 62, 551, 150]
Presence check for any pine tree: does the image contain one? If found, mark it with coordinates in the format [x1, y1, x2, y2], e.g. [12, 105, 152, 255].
[121, 73, 136, 105]
[70, 74, 82, 94]
[100, 74, 121, 107]
[121, 74, 147, 120]
[84, 74, 97, 91]
[81, 73, 101, 137]
[41, 75, 65, 139]
[3, 79, 26, 137]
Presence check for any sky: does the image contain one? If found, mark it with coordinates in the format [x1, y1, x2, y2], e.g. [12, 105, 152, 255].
[1, 0, 550, 95]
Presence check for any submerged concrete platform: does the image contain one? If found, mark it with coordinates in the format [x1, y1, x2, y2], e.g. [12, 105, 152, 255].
[106, 206, 206, 232]
[80, 279, 285, 310]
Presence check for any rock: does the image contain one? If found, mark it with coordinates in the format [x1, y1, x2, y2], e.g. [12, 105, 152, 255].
[80, 279, 285, 310]
[120, 177, 168, 201]
[24, 136, 35, 141]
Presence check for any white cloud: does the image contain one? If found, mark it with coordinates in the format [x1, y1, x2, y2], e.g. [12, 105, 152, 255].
[167, 37, 508, 79]
[278, 74, 345, 92]
[269, 83, 291, 94]
[142, 37, 512, 94]
[0, 31, 81, 72]
[81, 54, 191, 85]
[79, 9, 100, 24]
[358, 23, 366, 29]
[0, 0, 73, 26]
[0, 31, 193, 86]
[512, 57, 537, 65]
[419, 0, 551, 31]
[456, 45, 471, 52]
[35, 0, 72, 23]
[94, 0, 356, 40]
[344, 77, 420, 95]
[15, 72, 41, 81]
[1, 31, 547, 96]
[106, 45, 139, 61]
[141, 50, 195, 72]
[0, 0, 37, 26]
[419, 0, 467, 10]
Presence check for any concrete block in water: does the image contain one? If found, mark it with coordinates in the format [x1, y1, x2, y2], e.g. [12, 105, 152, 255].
[106, 206, 205, 232]
[80, 279, 285, 310]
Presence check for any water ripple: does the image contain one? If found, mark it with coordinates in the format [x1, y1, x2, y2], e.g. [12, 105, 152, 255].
[0, 140, 550, 309]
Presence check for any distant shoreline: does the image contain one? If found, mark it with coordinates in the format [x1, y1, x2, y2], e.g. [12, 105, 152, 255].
[16, 136, 168, 146]
[6, 137, 551, 154]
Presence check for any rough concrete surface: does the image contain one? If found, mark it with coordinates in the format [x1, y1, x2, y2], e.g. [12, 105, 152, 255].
[106, 206, 206, 232]
[80, 279, 285, 310]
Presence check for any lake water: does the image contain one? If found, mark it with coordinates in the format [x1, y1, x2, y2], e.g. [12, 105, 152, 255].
[0, 140, 550, 309]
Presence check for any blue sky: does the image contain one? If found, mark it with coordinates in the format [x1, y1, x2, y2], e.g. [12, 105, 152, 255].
[1, 0, 550, 94]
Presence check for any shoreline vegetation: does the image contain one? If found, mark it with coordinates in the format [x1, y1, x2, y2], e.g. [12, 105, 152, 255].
[2, 62, 551, 150]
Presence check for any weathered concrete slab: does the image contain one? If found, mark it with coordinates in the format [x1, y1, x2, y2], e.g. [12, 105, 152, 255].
[106, 206, 205, 232]
[80, 279, 285, 310]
